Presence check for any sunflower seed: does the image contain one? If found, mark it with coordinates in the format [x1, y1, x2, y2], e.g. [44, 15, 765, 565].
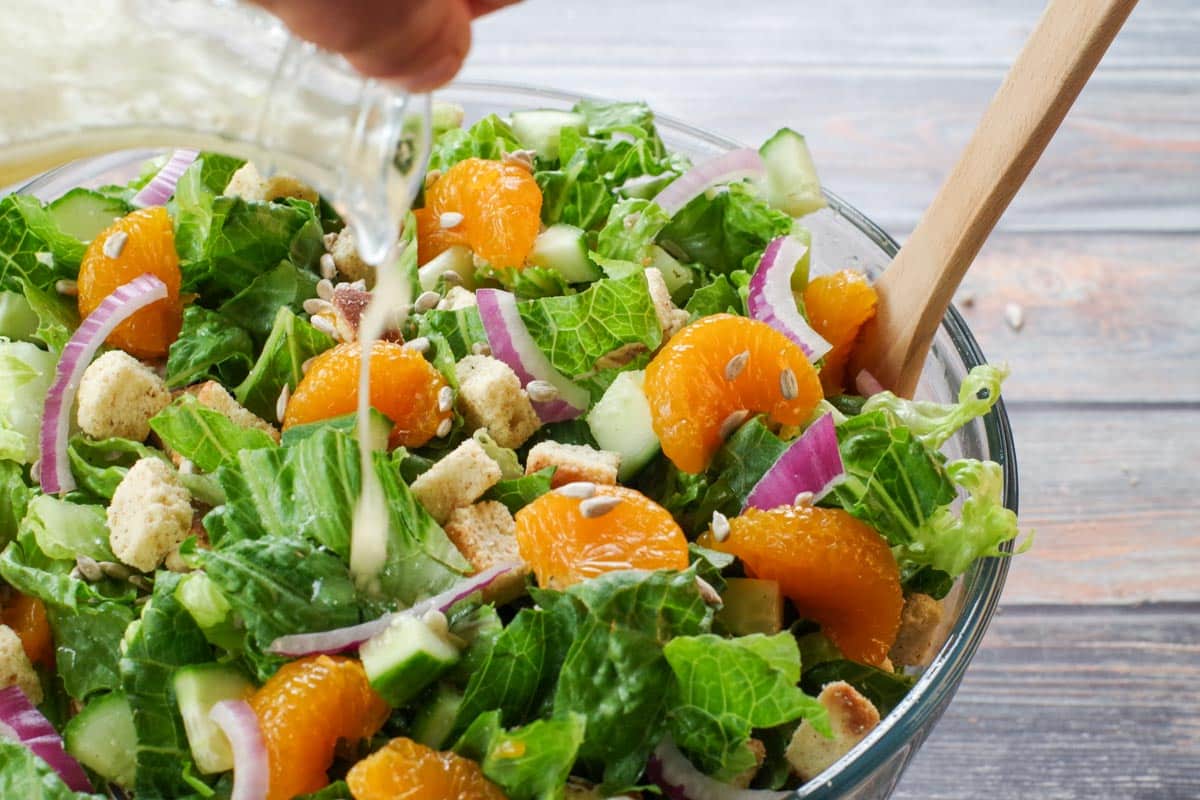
[719, 409, 750, 439]
[403, 336, 430, 354]
[555, 481, 597, 500]
[276, 384, 291, 424]
[695, 576, 722, 605]
[311, 315, 339, 339]
[415, 290, 442, 313]
[580, 495, 621, 518]
[424, 168, 443, 188]
[793, 491, 815, 507]
[316, 278, 334, 301]
[421, 609, 450, 636]
[99, 561, 133, 580]
[102, 231, 128, 259]
[75, 555, 102, 582]
[503, 149, 535, 172]
[436, 418, 453, 438]
[69, 566, 83, 580]
[303, 298, 333, 316]
[441, 270, 463, 286]
[437, 385, 454, 413]
[178, 458, 196, 475]
[128, 574, 154, 591]
[779, 368, 799, 400]
[710, 510, 731, 542]
[1004, 302, 1025, 331]
[439, 211, 464, 229]
[319, 253, 337, 279]
[471, 341, 492, 356]
[301, 356, 317, 374]
[135, 595, 151, 606]
[526, 380, 560, 403]
[54, 279, 78, 296]
[724, 350, 750, 381]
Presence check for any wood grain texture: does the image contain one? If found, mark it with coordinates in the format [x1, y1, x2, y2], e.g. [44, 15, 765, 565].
[895, 604, 1200, 799]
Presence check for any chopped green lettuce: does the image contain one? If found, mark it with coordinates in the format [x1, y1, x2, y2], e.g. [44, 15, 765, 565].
[66, 436, 167, 502]
[47, 601, 134, 701]
[862, 364, 1009, 450]
[0, 460, 31, 548]
[218, 259, 320, 345]
[234, 306, 335, 421]
[429, 115, 523, 173]
[0, 195, 89, 288]
[20, 279, 79, 353]
[801, 659, 916, 717]
[0, 531, 130, 611]
[659, 181, 792, 274]
[683, 273, 743, 319]
[594, 198, 670, 264]
[0, 290, 38, 340]
[150, 394, 277, 473]
[0, 739, 106, 800]
[456, 711, 587, 800]
[0, 339, 56, 463]
[165, 305, 255, 389]
[20, 495, 113, 562]
[476, 264, 571, 300]
[485, 467, 555, 514]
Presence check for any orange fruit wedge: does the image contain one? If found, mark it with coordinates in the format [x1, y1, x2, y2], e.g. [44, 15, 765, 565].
[803, 270, 878, 396]
[347, 737, 506, 800]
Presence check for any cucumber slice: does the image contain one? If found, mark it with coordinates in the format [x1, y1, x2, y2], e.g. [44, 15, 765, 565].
[360, 613, 461, 708]
[648, 245, 694, 300]
[587, 370, 660, 481]
[173, 663, 255, 774]
[432, 101, 466, 134]
[46, 188, 129, 243]
[411, 684, 464, 749]
[0, 291, 38, 340]
[418, 245, 476, 292]
[716, 578, 784, 635]
[510, 110, 588, 161]
[528, 224, 601, 284]
[64, 691, 137, 788]
[759, 128, 827, 218]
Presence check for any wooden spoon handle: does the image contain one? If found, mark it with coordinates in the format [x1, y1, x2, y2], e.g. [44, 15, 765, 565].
[855, 0, 1138, 398]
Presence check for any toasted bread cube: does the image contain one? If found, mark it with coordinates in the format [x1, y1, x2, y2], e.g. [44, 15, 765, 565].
[410, 438, 503, 524]
[76, 350, 171, 441]
[889, 593, 945, 667]
[437, 286, 478, 311]
[327, 228, 373, 283]
[0, 624, 42, 705]
[645, 267, 689, 341]
[786, 681, 881, 782]
[442, 501, 530, 603]
[526, 441, 620, 488]
[454, 355, 542, 449]
[225, 162, 319, 205]
[107, 458, 193, 572]
[191, 381, 280, 443]
[730, 738, 767, 789]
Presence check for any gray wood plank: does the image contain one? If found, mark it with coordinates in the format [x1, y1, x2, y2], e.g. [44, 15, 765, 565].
[998, 406, 1200, 605]
[894, 604, 1200, 799]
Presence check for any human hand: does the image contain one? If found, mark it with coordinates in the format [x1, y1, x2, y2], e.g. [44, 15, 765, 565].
[249, 0, 520, 91]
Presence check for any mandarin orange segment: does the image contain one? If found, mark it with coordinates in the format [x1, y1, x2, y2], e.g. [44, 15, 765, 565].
[415, 157, 542, 268]
[248, 655, 389, 800]
[698, 505, 902, 667]
[514, 485, 689, 589]
[282, 341, 452, 449]
[803, 270, 878, 396]
[76, 207, 183, 359]
[347, 737, 507, 800]
[1, 593, 53, 667]
[643, 314, 823, 474]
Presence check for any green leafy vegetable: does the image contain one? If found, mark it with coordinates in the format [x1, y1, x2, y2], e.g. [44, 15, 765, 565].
[0, 739, 105, 800]
[862, 364, 1009, 450]
[801, 659, 915, 717]
[218, 260, 319, 345]
[0, 460, 31, 548]
[234, 306, 335, 420]
[165, 306, 255, 389]
[47, 601, 134, 701]
[0, 531, 128, 611]
[485, 467, 555, 514]
[20, 495, 113, 562]
[66, 436, 167, 502]
[477, 264, 571, 300]
[456, 711, 587, 800]
[595, 198, 671, 263]
[0, 195, 88, 288]
[683, 273, 743, 319]
[659, 182, 791, 274]
[150, 394, 277, 473]
[0, 290, 38, 340]
[429, 115, 523, 172]
[20, 279, 79, 353]
[0, 339, 56, 463]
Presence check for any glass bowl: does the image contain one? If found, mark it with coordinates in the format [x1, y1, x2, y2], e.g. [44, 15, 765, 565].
[14, 80, 1017, 800]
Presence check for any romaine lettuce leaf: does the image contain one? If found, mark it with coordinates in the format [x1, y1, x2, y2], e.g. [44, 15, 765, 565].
[455, 710, 587, 800]
[234, 306, 335, 421]
[66, 436, 168, 502]
[429, 114, 523, 172]
[0, 460, 31, 548]
[861, 364, 1009, 450]
[484, 467, 554, 514]
[0, 288, 40, 339]
[0, 339, 56, 463]
[218, 259, 320, 345]
[0, 195, 87, 288]
[19, 279, 79, 354]
[659, 181, 792, 274]
[0, 531, 132, 611]
[663, 633, 829, 779]
[165, 305, 255, 389]
[47, 601, 134, 701]
[150, 394, 277, 473]
[0, 739, 105, 800]
[801, 659, 916, 717]
[683, 273, 743, 319]
[595, 198, 670, 264]
[20, 495, 113, 562]
[476, 264, 571, 300]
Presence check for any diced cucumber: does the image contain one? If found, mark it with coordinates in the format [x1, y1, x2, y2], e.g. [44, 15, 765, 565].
[788, 225, 813, 291]
[510, 110, 588, 161]
[587, 370, 660, 481]
[360, 613, 461, 708]
[432, 101, 466, 134]
[528, 224, 601, 284]
[46, 188, 129, 243]
[418, 245, 476, 292]
[411, 684, 464, 749]
[175, 573, 242, 652]
[759, 128, 827, 218]
[64, 691, 137, 788]
[173, 663, 256, 774]
[0, 292, 38, 340]
[648, 245, 694, 300]
[716, 578, 784, 635]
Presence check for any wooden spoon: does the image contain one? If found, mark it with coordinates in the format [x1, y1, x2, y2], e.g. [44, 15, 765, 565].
[852, 0, 1138, 398]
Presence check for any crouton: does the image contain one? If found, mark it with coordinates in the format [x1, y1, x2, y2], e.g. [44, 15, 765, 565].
[327, 228, 373, 284]
[454, 356, 541, 449]
[730, 738, 767, 789]
[889, 593, 945, 667]
[224, 162, 319, 205]
[442, 501, 530, 603]
[526, 441, 620, 488]
[0, 624, 42, 705]
[410, 438, 503, 524]
[785, 681, 880, 781]
[108, 458, 193, 572]
[76, 350, 171, 441]
[191, 381, 280, 443]
[645, 267, 689, 341]
[437, 285, 478, 311]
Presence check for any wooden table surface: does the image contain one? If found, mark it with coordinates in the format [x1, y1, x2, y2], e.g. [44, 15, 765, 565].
[462, 2, 1200, 796]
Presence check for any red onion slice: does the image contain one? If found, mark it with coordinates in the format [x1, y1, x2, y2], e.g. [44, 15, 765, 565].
[0, 686, 94, 793]
[652, 149, 767, 218]
[268, 562, 521, 657]
[648, 737, 789, 800]
[131, 150, 200, 208]
[475, 289, 589, 423]
[743, 413, 843, 512]
[209, 700, 268, 800]
[37, 274, 168, 494]
[747, 236, 831, 361]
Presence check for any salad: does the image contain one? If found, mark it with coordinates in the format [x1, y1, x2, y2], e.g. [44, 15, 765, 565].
[0, 99, 1024, 800]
